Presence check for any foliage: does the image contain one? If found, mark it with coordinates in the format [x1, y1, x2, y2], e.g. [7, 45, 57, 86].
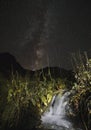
[1, 73, 40, 130]
[0, 69, 67, 129]
[0, 74, 10, 129]
[70, 52, 91, 130]
[28, 70, 66, 113]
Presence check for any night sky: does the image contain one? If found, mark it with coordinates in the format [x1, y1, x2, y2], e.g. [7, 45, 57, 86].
[0, 0, 91, 70]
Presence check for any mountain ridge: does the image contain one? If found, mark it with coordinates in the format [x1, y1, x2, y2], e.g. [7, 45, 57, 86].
[0, 52, 74, 81]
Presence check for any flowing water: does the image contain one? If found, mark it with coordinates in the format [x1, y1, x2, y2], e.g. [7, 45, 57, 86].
[41, 91, 83, 130]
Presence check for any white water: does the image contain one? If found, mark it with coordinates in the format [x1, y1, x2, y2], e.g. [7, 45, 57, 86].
[41, 91, 82, 130]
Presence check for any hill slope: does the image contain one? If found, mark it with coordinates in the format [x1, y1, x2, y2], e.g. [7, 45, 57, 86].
[0, 52, 26, 76]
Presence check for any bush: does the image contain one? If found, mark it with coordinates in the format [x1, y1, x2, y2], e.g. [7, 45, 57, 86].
[0, 69, 68, 129]
[70, 52, 91, 130]
[1, 73, 40, 130]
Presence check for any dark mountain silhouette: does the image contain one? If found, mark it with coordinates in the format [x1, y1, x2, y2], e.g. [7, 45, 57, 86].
[0, 52, 75, 82]
[34, 67, 75, 82]
[0, 52, 26, 76]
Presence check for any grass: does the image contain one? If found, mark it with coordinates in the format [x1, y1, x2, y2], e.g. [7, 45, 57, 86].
[70, 52, 91, 130]
[0, 69, 68, 130]
[0, 51, 91, 130]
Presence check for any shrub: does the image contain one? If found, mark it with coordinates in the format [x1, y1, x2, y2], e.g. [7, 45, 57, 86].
[70, 52, 91, 130]
[0, 69, 68, 129]
[1, 73, 40, 130]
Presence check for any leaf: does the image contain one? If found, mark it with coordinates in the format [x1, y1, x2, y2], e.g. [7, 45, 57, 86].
[47, 93, 52, 103]
[31, 99, 36, 106]
[41, 96, 47, 106]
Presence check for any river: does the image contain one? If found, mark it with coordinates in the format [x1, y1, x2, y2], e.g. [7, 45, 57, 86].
[41, 91, 83, 130]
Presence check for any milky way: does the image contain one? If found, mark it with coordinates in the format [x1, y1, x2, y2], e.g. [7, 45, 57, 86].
[0, 0, 91, 70]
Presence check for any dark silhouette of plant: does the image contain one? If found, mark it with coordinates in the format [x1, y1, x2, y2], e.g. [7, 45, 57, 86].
[70, 52, 91, 130]
[1, 73, 40, 130]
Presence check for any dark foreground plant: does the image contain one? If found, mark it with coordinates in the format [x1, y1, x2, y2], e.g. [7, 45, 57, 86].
[1, 73, 40, 130]
[0, 70, 67, 130]
[70, 52, 91, 130]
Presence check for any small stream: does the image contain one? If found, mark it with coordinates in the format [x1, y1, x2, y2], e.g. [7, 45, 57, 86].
[41, 91, 83, 130]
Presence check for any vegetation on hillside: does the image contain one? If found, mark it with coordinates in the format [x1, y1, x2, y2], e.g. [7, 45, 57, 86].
[0, 68, 68, 130]
[0, 52, 91, 130]
[70, 52, 91, 130]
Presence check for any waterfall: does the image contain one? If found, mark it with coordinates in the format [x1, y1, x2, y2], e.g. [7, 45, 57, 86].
[41, 91, 82, 130]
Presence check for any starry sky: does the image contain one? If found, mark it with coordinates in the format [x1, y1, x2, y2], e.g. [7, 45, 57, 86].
[0, 0, 91, 70]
